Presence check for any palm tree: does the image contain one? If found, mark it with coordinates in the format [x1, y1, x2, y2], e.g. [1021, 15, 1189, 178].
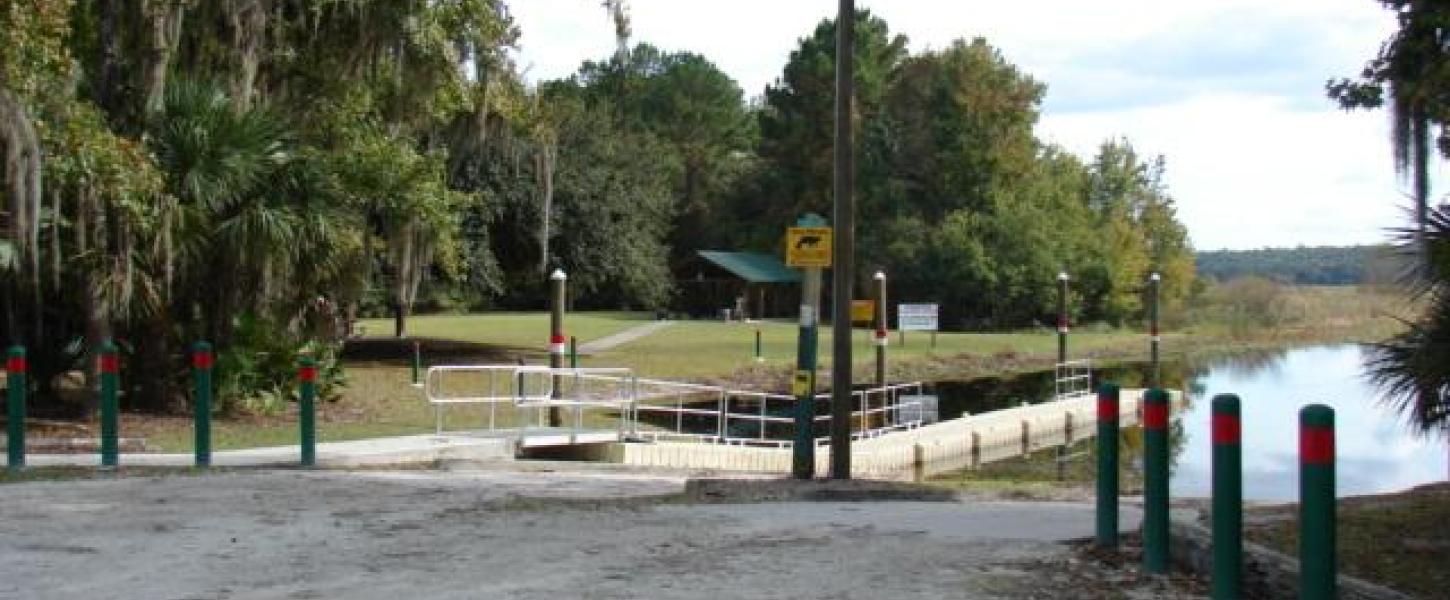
[1366, 206, 1450, 438]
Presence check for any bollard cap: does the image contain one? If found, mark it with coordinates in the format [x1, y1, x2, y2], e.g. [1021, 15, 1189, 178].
[98, 339, 120, 373]
[1300, 404, 1335, 464]
[298, 357, 318, 383]
[873, 271, 885, 281]
[1150, 272, 1161, 282]
[1057, 271, 1069, 281]
[1096, 382, 1120, 397]
[1211, 393, 1240, 414]
[6, 345, 25, 373]
[192, 341, 215, 370]
[1300, 403, 1334, 428]
[550, 268, 567, 281]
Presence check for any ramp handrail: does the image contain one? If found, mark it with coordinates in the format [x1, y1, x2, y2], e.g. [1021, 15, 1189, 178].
[422, 364, 926, 447]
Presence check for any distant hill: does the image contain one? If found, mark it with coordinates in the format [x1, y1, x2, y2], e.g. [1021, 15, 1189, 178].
[1196, 245, 1397, 285]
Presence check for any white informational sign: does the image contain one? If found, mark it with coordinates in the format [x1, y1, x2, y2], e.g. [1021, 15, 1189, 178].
[898, 303, 939, 332]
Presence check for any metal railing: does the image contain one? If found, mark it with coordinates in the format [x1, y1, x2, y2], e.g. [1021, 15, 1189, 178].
[423, 364, 924, 447]
[1054, 359, 1093, 402]
[423, 365, 635, 436]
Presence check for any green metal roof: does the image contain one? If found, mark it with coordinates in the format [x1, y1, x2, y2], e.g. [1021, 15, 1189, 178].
[697, 251, 801, 284]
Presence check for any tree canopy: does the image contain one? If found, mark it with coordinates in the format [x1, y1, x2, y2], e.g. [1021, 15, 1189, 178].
[0, 2, 1195, 413]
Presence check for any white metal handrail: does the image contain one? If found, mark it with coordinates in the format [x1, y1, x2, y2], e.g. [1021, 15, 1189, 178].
[1054, 359, 1093, 401]
[422, 363, 927, 447]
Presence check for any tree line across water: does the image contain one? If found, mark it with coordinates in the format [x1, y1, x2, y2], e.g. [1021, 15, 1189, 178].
[0, 3, 1191, 413]
[1196, 245, 1401, 286]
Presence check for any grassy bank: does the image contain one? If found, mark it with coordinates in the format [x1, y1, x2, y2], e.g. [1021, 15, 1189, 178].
[1242, 482, 1450, 598]
[72, 285, 1416, 452]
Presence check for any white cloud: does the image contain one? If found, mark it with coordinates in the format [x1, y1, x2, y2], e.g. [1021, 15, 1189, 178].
[511, 0, 1433, 250]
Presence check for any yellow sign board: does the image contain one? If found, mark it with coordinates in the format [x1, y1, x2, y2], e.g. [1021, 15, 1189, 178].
[791, 370, 812, 396]
[786, 227, 832, 268]
[851, 300, 875, 325]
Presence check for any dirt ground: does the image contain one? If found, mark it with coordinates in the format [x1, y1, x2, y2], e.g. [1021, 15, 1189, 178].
[0, 465, 1206, 599]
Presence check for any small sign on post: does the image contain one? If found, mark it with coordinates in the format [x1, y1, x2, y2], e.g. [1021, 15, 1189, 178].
[786, 227, 833, 268]
[850, 300, 874, 325]
[897, 303, 939, 346]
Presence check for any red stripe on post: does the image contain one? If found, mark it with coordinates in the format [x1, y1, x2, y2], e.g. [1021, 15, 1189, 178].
[298, 366, 318, 383]
[1143, 401, 1168, 430]
[1150, 325, 1160, 337]
[1301, 426, 1334, 465]
[6, 357, 25, 373]
[193, 352, 214, 370]
[1097, 396, 1118, 421]
[99, 353, 119, 374]
[875, 328, 886, 338]
[549, 334, 565, 345]
[1212, 413, 1241, 445]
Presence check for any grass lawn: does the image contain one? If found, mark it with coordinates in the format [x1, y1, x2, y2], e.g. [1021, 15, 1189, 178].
[102, 285, 1408, 452]
[355, 311, 653, 350]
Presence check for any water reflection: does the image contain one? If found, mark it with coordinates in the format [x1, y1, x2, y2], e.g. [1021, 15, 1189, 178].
[930, 345, 1447, 500]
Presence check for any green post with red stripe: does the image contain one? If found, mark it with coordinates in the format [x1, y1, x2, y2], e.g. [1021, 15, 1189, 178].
[1095, 382, 1120, 549]
[1212, 394, 1242, 599]
[1142, 388, 1170, 573]
[1300, 404, 1336, 599]
[299, 357, 318, 467]
[193, 342, 214, 468]
[99, 340, 120, 468]
[7, 346, 27, 471]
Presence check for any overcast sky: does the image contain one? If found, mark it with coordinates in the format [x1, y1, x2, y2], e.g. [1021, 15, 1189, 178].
[509, 0, 1440, 251]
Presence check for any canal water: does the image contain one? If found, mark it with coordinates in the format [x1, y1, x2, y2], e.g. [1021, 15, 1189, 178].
[929, 344, 1447, 500]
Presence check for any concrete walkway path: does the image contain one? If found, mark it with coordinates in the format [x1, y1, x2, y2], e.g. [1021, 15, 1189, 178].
[23, 433, 512, 469]
[578, 319, 674, 353]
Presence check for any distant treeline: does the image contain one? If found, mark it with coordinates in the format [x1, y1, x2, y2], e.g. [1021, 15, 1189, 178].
[1196, 245, 1399, 285]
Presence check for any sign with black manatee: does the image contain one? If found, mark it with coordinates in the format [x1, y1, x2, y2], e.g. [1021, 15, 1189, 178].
[786, 227, 833, 267]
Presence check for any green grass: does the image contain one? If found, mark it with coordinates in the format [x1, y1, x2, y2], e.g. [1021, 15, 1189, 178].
[590, 319, 1140, 380]
[116, 285, 1413, 452]
[355, 311, 652, 349]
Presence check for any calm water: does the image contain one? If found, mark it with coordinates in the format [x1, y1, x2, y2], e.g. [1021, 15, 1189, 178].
[929, 344, 1448, 501]
[1169, 344, 1446, 500]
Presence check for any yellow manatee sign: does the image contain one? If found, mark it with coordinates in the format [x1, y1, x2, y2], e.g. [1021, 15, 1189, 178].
[851, 300, 875, 325]
[786, 227, 832, 268]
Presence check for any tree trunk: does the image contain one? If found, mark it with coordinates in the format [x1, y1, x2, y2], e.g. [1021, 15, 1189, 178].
[393, 221, 415, 338]
[536, 144, 555, 274]
[224, 0, 266, 111]
[142, 0, 188, 116]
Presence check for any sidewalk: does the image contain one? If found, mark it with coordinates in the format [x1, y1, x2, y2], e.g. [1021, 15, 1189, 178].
[578, 319, 675, 353]
[23, 433, 513, 469]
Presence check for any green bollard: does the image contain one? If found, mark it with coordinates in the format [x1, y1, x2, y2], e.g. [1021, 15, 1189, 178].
[570, 336, 579, 369]
[1300, 404, 1336, 600]
[299, 357, 317, 467]
[1095, 383, 1120, 549]
[754, 328, 762, 362]
[193, 342, 214, 468]
[99, 340, 120, 468]
[7, 346, 27, 471]
[411, 341, 422, 387]
[1142, 388, 1170, 574]
[1212, 394, 1243, 599]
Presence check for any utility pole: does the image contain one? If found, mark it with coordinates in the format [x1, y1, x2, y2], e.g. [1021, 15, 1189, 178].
[830, 0, 856, 480]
